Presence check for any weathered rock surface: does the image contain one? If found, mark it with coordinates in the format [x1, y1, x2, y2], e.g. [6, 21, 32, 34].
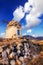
[0, 38, 43, 65]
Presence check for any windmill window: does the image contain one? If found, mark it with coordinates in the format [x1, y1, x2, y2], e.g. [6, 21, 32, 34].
[17, 30, 20, 35]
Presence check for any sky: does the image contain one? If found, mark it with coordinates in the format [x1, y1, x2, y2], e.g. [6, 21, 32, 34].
[0, 0, 43, 38]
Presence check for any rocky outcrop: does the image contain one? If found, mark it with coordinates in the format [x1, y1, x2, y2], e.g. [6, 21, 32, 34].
[0, 38, 41, 65]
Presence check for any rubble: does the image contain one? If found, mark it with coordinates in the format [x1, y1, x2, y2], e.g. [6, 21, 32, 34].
[0, 38, 42, 65]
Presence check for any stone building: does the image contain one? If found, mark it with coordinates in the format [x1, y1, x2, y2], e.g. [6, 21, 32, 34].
[6, 20, 22, 38]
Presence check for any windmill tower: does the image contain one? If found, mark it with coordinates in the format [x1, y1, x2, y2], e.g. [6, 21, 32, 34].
[6, 20, 22, 38]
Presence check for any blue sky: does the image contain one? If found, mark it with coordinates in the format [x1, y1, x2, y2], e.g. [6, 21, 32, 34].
[0, 0, 43, 38]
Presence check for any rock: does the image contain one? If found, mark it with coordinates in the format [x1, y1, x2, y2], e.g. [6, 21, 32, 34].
[16, 59, 21, 65]
[10, 60, 15, 65]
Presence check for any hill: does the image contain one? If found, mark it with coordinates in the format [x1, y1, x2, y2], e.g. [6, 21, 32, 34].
[23, 35, 43, 40]
[36, 37, 43, 40]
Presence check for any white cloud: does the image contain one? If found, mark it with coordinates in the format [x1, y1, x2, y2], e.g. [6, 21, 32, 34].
[25, 13, 41, 28]
[28, 0, 43, 13]
[24, 0, 43, 14]
[13, 6, 25, 22]
[24, 2, 32, 13]
[24, 0, 43, 28]
[0, 32, 5, 38]
[13, 0, 43, 28]
[32, 34, 36, 37]
[27, 29, 32, 33]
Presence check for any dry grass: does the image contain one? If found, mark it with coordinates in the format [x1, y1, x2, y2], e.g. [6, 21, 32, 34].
[31, 40, 43, 45]
[28, 51, 43, 65]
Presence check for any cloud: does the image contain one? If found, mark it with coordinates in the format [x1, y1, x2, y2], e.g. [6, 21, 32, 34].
[24, 0, 43, 28]
[25, 13, 41, 28]
[28, 0, 43, 13]
[32, 34, 36, 37]
[27, 29, 32, 33]
[0, 32, 5, 38]
[13, 6, 25, 22]
[13, 0, 43, 28]
[24, 2, 32, 13]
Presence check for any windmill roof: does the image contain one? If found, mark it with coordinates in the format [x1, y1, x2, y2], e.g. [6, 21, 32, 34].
[7, 20, 21, 28]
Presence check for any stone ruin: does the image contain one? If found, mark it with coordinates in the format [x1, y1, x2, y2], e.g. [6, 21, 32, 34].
[0, 38, 41, 65]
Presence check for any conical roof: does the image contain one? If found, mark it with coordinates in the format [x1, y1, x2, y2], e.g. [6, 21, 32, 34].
[7, 20, 21, 28]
